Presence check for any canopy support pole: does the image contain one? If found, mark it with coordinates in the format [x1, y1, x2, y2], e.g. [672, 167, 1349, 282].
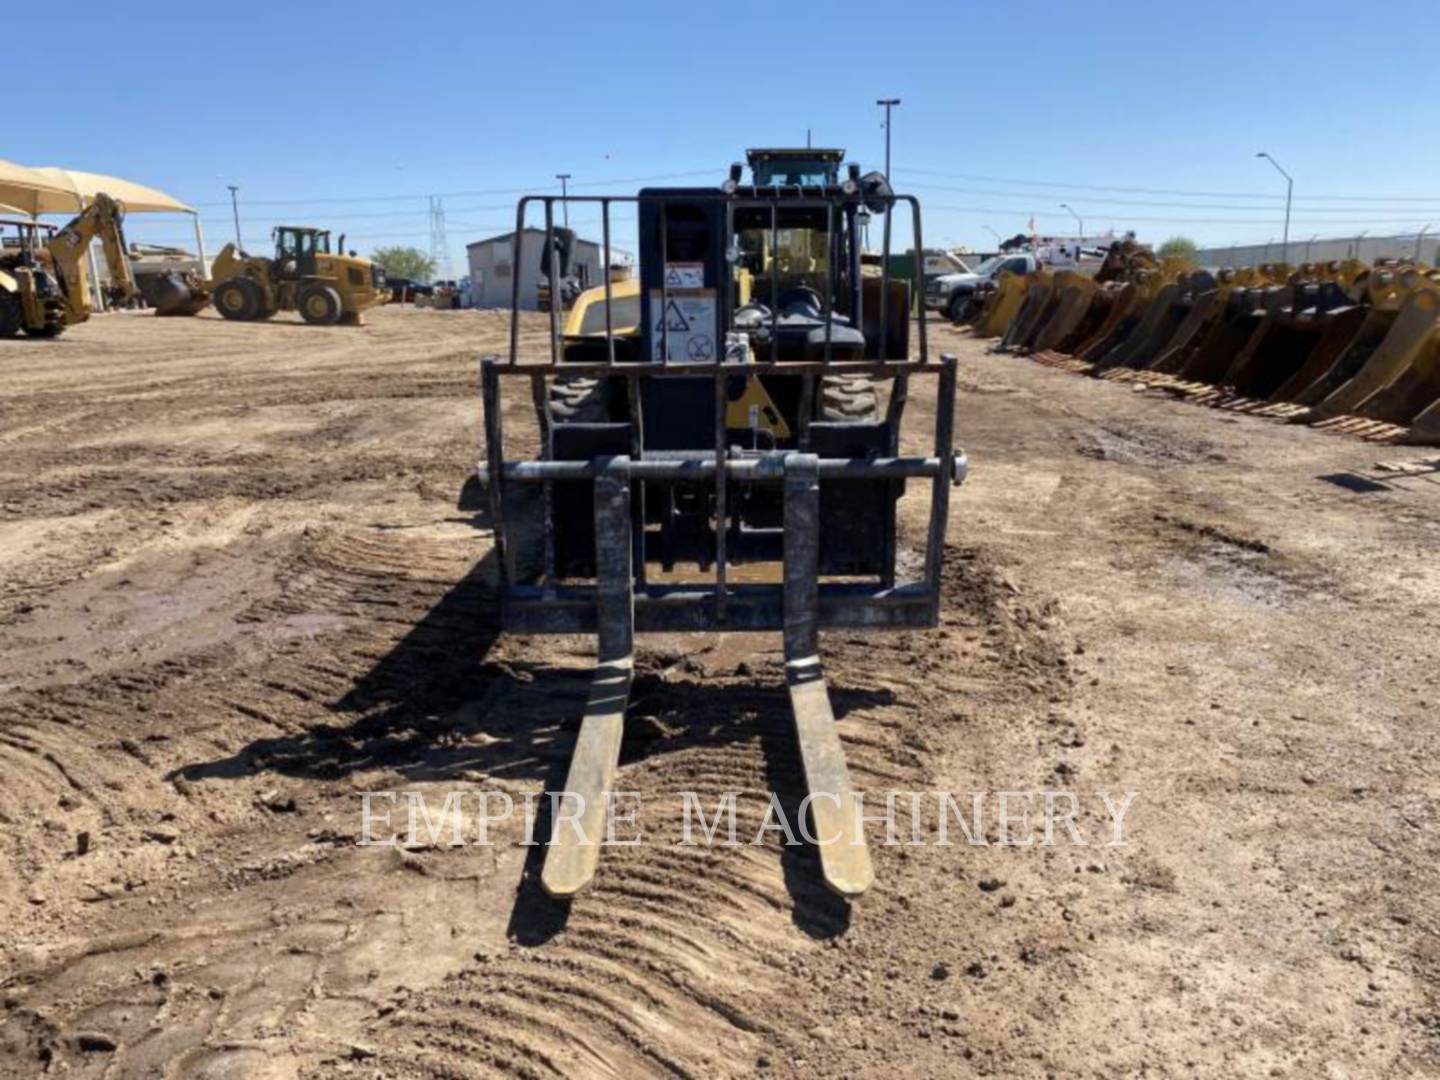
[192, 214, 206, 276]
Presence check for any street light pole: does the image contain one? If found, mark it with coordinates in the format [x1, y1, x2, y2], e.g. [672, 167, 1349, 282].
[227, 185, 241, 247]
[1256, 152, 1292, 265]
[1059, 203, 1083, 258]
[984, 225, 1002, 250]
[555, 173, 572, 229]
[876, 98, 900, 180]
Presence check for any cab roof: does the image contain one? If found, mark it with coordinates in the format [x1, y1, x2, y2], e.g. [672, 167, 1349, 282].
[745, 148, 845, 163]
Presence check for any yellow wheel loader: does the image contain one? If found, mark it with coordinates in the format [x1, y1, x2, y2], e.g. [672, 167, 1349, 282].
[205, 226, 388, 326]
[0, 193, 137, 339]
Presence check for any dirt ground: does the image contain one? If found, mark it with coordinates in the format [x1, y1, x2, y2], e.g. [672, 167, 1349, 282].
[0, 305, 1437, 1078]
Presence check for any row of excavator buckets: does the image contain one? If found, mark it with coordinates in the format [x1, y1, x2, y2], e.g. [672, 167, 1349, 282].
[958, 247, 1440, 445]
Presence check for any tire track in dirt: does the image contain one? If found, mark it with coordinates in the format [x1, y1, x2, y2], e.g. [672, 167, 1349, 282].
[2, 509, 1060, 1077]
[361, 547, 1062, 1080]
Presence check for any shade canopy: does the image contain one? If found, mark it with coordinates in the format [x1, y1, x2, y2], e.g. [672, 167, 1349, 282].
[0, 159, 74, 215]
[28, 166, 195, 215]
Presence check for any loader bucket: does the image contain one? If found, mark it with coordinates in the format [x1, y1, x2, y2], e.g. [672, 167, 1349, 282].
[148, 270, 211, 316]
[1308, 287, 1440, 418]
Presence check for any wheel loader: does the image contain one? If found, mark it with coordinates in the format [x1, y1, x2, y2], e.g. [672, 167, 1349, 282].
[0, 193, 137, 338]
[482, 148, 967, 901]
[197, 226, 388, 325]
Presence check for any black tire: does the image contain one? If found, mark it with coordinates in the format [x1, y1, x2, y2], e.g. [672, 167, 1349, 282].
[299, 285, 342, 326]
[946, 291, 969, 324]
[214, 278, 262, 321]
[819, 373, 881, 423]
[0, 291, 21, 338]
[506, 374, 614, 585]
[22, 301, 66, 339]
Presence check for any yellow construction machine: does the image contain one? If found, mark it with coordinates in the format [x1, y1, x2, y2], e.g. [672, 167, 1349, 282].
[483, 148, 967, 900]
[0, 193, 137, 338]
[206, 226, 387, 325]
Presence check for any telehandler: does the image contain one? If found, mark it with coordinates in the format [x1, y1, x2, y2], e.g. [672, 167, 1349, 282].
[482, 148, 966, 901]
[0, 193, 137, 338]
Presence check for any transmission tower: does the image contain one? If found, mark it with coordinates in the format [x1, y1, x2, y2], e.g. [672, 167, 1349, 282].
[428, 195, 452, 281]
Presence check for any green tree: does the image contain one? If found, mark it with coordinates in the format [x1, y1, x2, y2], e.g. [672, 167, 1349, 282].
[371, 245, 435, 282]
[1158, 236, 1198, 259]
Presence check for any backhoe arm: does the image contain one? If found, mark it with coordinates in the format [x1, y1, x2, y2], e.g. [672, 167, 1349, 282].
[48, 192, 138, 323]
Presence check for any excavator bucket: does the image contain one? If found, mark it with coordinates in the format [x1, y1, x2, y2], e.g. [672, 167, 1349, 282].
[1148, 275, 1226, 374]
[1177, 286, 1274, 383]
[971, 271, 1028, 338]
[1409, 397, 1440, 445]
[1305, 285, 1440, 420]
[1267, 305, 1369, 403]
[1221, 280, 1356, 399]
[1001, 272, 1056, 350]
[1030, 271, 1099, 354]
[1353, 327, 1440, 426]
[1072, 281, 1145, 360]
[1095, 280, 1189, 370]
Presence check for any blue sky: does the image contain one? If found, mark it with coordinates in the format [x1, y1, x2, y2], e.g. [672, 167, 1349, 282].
[11, 1, 1440, 269]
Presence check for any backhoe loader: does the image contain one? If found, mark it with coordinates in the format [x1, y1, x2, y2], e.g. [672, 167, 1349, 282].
[0, 193, 137, 338]
[482, 148, 966, 902]
[201, 226, 387, 325]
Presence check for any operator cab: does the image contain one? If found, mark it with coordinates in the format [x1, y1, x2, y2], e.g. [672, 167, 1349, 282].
[745, 147, 844, 187]
[0, 220, 54, 263]
[272, 226, 331, 277]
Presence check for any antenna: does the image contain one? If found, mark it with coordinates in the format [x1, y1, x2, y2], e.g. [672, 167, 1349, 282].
[428, 195, 452, 282]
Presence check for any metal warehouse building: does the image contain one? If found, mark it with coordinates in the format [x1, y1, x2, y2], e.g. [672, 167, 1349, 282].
[466, 228, 605, 310]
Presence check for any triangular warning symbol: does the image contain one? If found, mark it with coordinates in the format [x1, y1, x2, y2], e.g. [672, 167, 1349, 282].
[665, 267, 684, 287]
[656, 299, 690, 333]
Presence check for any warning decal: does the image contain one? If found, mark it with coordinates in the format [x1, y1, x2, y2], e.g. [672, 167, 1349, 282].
[650, 289, 716, 363]
[663, 262, 705, 289]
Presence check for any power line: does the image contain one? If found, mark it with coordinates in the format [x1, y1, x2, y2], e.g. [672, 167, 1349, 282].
[900, 165, 1440, 204]
[183, 167, 722, 208]
[925, 202, 1440, 228]
[900, 179, 1440, 215]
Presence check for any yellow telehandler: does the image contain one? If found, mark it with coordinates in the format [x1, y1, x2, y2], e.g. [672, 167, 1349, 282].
[0, 193, 137, 338]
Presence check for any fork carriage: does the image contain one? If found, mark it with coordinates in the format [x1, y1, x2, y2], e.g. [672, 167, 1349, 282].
[480, 154, 966, 898]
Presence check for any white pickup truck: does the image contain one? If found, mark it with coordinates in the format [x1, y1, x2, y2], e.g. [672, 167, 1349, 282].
[925, 252, 1039, 322]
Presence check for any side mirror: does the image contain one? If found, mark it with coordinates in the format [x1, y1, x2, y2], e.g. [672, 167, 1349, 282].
[539, 227, 575, 278]
[859, 171, 893, 215]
